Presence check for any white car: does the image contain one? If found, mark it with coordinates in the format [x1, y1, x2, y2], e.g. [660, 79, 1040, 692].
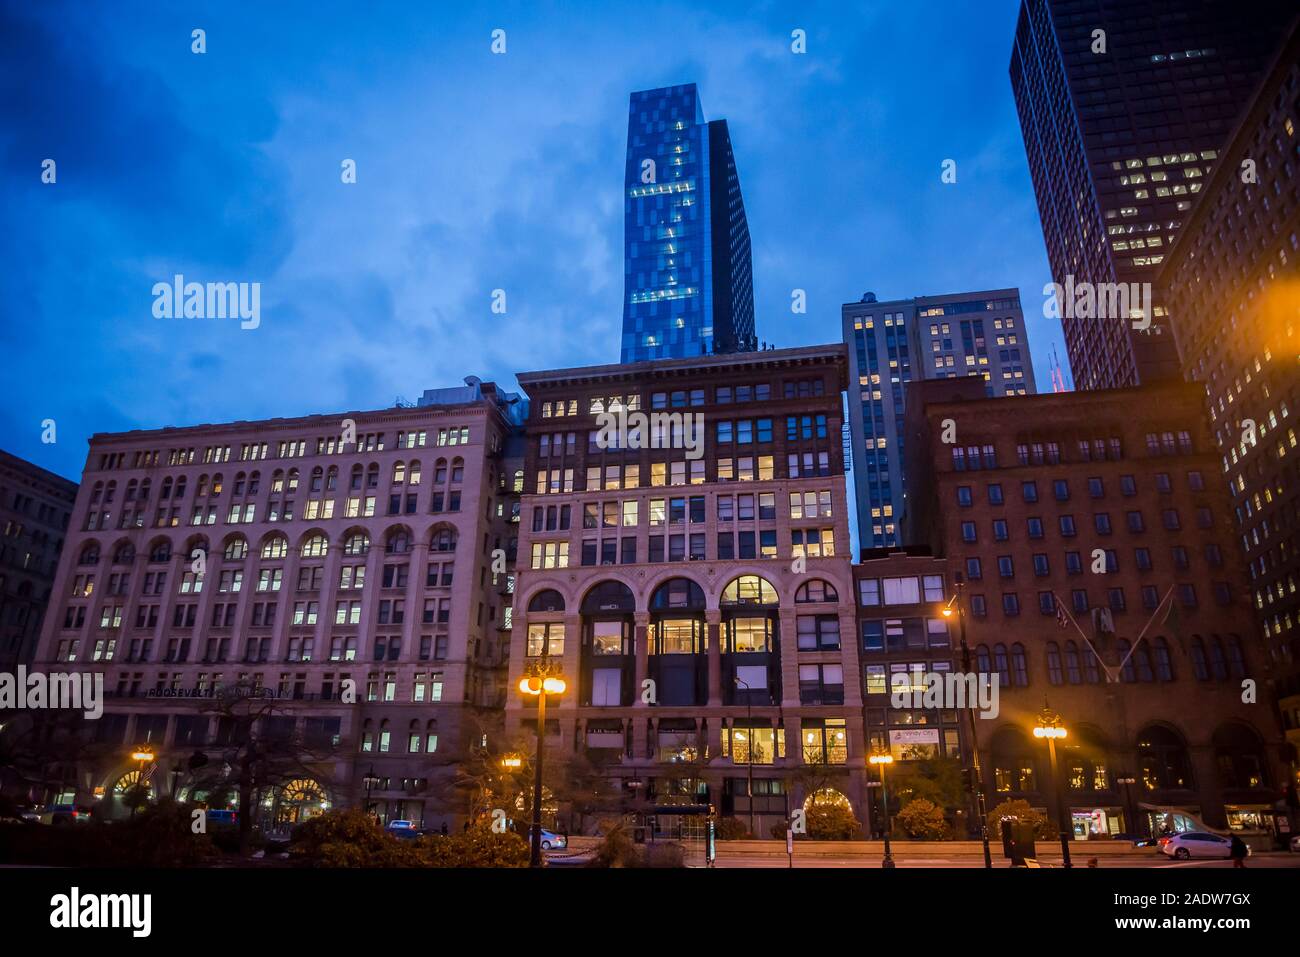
[1159, 831, 1243, 860]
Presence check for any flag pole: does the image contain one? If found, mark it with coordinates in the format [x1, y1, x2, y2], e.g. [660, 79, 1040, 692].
[1114, 584, 1177, 674]
[1051, 591, 1118, 683]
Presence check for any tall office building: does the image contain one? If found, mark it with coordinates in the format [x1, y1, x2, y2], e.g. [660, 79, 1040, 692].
[1157, 20, 1300, 768]
[1010, 0, 1293, 391]
[842, 289, 1036, 550]
[621, 84, 756, 363]
[0, 449, 77, 669]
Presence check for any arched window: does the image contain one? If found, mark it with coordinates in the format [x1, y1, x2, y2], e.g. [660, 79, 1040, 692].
[721, 575, 778, 606]
[159, 477, 172, 500]
[223, 536, 248, 561]
[651, 578, 706, 610]
[261, 535, 288, 560]
[360, 719, 374, 753]
[366, 463, 380, 489]
[430, 528, 457, 552]
[1117, 639, 1135, 682]
[392, 461, 406, 485]
[527, 590, 565, 613]
[149, 540, 172, 563]
[1152, 637, 1174, 681]
[79, 542, 100, 565]
[211, 473, 223, 496]
[310, 467, 323, 493]
[173, 476, 187, 499]
[991, 728, 1037, 793]
[434, 459, 448, 484]
[1208, 637, 1228, 680]
[408, 720, 422, 753]
[1063, 640, 1082, 684]
[1213, 723, 1268, 790]
[450, 457, 464, 484]
[1010, 643, 1028, 686]
[286, 469, 300, 493]
[113, 542, 135, 565]
[1137, 725, 1193, 791]
[1046, 642, 1063, 685]
[1190, 636, 1209, 680]
[1133, 641, 1154, 683]
[795, 579, 838, 603]
[1225, 636, 1246, 677]
[425, 720, 439, 753]
[378, 719, 391, 753]
[385, 530, 411, 554]
[975, 643, 991, 674]
[350, 464, 364, 491]
[993, 643, 1010, 686]
[581, 581, 635, 614]
[407, 461, 421, 486]
[344, 532, 370, 555]
[301, 534, 328, 558]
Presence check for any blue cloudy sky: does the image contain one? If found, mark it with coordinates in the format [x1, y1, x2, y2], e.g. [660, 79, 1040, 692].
[0, 0, 1068, 482]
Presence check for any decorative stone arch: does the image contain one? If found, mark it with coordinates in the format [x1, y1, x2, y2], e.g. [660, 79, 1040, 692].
[297, 527, 331, 559]
[220, 531, 250, 561]
[1135, 722, 1195, 792]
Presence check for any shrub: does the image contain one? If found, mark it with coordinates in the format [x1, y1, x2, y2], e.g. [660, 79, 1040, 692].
[896, 799, 950, 840]
[291, 810, 425, 867]
[802, 803, 861, 841]
[987, 799, 1054, 840]
[586, 822, 641, 868]
[419, 827, 529, 868]
[715, 817, 751, 840]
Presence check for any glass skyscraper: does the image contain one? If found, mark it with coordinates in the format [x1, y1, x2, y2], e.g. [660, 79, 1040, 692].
[620, 84, 755, 363]
[843, 289, 1036, 549]
[1009, 0, 1292, 391]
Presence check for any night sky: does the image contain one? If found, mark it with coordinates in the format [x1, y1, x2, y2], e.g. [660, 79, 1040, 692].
[0, 0, 1067, 482]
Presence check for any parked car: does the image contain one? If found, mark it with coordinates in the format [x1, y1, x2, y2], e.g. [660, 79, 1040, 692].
[1159, 832, 1245, 860]
[39, 804, 92, 826]
[385, 820, 422, 840]
[528, 827, 567, 850]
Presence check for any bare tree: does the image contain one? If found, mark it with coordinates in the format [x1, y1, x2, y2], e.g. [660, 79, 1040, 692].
[199, 680, 339, 856]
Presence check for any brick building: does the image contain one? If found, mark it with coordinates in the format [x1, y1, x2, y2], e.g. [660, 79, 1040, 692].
[902, 375, 1289, 836]
[22, 382, 523, 829]
[1157, 20, 1300, 772]
[505, 345, 872, 836]
[0, 449, 77, 670]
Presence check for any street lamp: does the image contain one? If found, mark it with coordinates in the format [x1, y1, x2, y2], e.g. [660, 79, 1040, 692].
[362, 765, 381, 819]
[1033, 704, 1072, 869]
[942, 583, 992, 868]
[129, 748, 154, 819]
[869, 750, 895, 869]
[734, 674, 755, 838]
[517, 657, 567, 868]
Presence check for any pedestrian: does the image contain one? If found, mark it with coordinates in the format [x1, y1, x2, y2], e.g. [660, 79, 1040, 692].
[440, 821, 448, 836]
[1229, 834, 1248, 868]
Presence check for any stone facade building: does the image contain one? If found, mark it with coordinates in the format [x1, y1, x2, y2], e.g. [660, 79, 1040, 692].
[24, 383, 523, 829]
[902, 375, 1289, 836]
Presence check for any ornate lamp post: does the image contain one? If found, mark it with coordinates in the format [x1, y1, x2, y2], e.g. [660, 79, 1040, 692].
[869, 750, 895, 868]
[943, 583, 992, 868]
[129, 748, 154, 819]
[517, 657, 567, 867]
[1033, 704, 1072, 868]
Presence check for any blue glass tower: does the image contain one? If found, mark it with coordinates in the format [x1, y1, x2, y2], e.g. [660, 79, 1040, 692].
[620, 84, 755, 363]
